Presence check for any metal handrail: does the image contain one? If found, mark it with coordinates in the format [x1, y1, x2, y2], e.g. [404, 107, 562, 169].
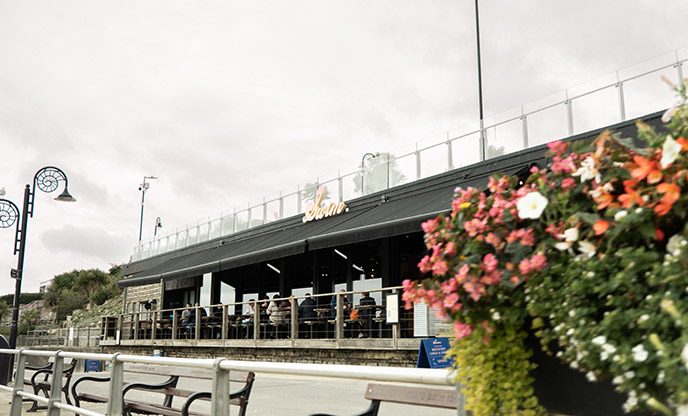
[0, 348, 456, 416]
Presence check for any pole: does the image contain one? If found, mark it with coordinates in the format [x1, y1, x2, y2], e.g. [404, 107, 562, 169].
[475, 0, 486, 161]
[138, 183, 146, 242]
[9, 185, 30, 350]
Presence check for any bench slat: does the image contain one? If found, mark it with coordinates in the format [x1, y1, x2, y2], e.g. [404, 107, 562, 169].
[364, 383, 458, 409]
[122, 363, 249, 382]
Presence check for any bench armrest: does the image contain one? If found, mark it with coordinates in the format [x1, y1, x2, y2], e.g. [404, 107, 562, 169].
[30, 369, 53, 389]
[181, 391, 211, 416]
[123, 376, 179, 409]
[71, 375, 111, 407]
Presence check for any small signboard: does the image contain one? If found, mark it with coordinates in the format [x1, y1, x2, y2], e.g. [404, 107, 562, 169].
[84, 359, 101, 372]
[385, 293, 399, 324]
[416, 337, 453, 369]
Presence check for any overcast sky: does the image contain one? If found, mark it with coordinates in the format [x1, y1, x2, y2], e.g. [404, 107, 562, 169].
[1, 0, 687, 295]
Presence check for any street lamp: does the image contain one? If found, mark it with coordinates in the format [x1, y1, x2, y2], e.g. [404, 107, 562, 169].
[360, 153, 376, 196]
[474, 0, 486, 161]
[1, 166, 75, 352]
[138, 176, 157, 242]
[154, 217, 163, 237]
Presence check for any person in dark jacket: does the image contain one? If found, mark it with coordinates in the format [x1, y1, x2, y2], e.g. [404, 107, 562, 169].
[358, 292, 376, 338]
[298, 293, 318, 338]
[298, 294, 317, 322]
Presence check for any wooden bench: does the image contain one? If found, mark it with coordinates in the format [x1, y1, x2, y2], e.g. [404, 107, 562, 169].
[19, 357, 77, 412]
[72, 363, 255, 416]
[309, 383, 459, 416]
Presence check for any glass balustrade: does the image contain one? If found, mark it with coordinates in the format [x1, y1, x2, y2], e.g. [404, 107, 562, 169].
[132, 48, 688, 261]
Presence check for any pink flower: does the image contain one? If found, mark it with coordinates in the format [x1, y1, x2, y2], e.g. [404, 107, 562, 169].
[432, 260, 449, 276]
[454, 322, 473, 339]
[485, 232, 501, 248]
[444, 241, 457, 257]
[417, 255, 432, 273]
[529, 253, 547, 270]
[561, 177, 576, 190]
[482, 253, 498, 272]
[443, 293, 459, 308]
[421, 218, 439, 234]
[518, 257, 531, 275]
[441, 279, 458, 294]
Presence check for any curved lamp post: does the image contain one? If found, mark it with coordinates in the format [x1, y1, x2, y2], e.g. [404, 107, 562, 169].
[138, 176, 157, 242]
[360, 153, 376, 196]
[154, 217, 162, 237]
[0, 166, 75, 352]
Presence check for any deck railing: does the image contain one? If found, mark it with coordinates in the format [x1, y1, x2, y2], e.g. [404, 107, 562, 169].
[133, 47, 688, 261]
[0, 348, 457, 416]
[103, 287, 442, 347]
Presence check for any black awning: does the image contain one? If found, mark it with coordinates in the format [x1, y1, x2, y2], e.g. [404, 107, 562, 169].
[119, 140, 556, 289]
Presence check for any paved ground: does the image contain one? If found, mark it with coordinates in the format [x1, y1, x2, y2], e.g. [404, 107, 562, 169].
[0, 370, 457, 416]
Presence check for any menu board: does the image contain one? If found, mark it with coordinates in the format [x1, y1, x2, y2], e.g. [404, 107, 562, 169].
[416, 337, 453, 369]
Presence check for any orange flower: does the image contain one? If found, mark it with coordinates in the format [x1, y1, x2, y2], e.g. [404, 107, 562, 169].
[657, 183, 681, 205]
[654, 183, 681, 216]
[630, 156, 662, 183]
[618, 180, 645, 208]
[593, 220, 610, 235]
[594, 193, 614, 210]
[677, 137, 688, 151]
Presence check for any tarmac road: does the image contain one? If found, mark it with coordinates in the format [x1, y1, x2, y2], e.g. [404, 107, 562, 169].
[0, 370, 457, 416]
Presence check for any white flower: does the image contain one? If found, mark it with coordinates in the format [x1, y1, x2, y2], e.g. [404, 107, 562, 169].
[632, 344, 649, 362]
[492, 311, 501, 321]
[635, 207, 643, 214]
[667, 234, 687, 257]
[657, 370, 665, 385]
[662, 106, 678, 123]
[554, 242, 570, 251]
[612, 376, 623, 385]
[572, 156, 601, 183]
[570, 361, 579, 369]
[661, 135, 682, 168]
[578, 241, 596, 258]
[682, 343, 688, 370]
[516, 191, 548, 219]
[624, 371, 635, 380]
[623, 391, 638, 412]
[568, 309, 576, 317]
[566, 328, 574, 336]
[586, 371, 596, 382]
[560, 228, 579, 242]
[592, 335, 607, 346]
[614, 210, 628, 221]
[637, 314, 649, 324]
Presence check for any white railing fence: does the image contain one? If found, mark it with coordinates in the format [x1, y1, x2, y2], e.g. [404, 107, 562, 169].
[0, 349, 458, 416]
[133, 46, 688, 262]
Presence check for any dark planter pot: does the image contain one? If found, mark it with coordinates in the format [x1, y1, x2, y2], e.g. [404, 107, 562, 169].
[525, 332, 655, 416]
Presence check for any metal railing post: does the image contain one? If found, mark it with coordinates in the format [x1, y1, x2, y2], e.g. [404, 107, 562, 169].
[616, 72, 626, 122]
[262, 197, 267, 225]
[221, 305, 228, 341]
[253, 301, 259, 342]
[210, 358, 229, 416]
[521, 106, 529, 150]
[194, 307, 201, 340]
[446, 132, 453, 171]
[291, 298, 298, 341]
[106, 353, 123, 416]
[336, 296, 343, 345]
[10, 350, 26, 416]
[172, 310, 178, 340]
[133, 312, 139, 340]
[338, 172, 343, 203]
[565, 91, 574, 136]
[415, 145, 421, 180]
[279, 193, 284, 220]
[676, 53, 684, 88]
[47, 351, 63, 416]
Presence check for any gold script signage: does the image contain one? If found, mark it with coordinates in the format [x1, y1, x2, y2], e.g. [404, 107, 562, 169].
[302, 186, 347, 223]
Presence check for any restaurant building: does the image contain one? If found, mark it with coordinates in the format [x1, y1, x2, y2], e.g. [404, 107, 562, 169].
[110, 112, 663, 360]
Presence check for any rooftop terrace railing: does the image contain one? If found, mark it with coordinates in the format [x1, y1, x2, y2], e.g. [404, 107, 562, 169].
[132, 46, 688, 261]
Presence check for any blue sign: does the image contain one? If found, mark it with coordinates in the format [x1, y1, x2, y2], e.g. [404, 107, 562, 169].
[84, 359, 101, 372]
[416, 337, 453, 369]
